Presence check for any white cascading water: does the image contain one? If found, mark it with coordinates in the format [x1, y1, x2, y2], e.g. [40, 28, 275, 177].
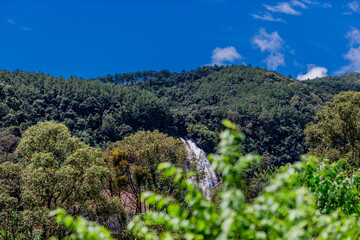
[180, 138, 219, 199]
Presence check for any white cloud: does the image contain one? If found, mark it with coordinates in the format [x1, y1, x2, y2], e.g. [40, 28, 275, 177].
[6, 19, 15, 24]
[348, 1, 360, 13]
[6, 19, 31, 31]
[336, 27, 360, 74]
[252, 28, 284, 53]
[297, 65, 328, 80]
[264, 2, 301, 15]
[210, 46, 242, 66]
[251, 12, 285, 22]
[291, 0, 307, 9]
[252, 0, 331, 25]
[336, 47, 360, 74]
[322, 3, 332, 8]
[265, 53, 285, 70]
[346, 27, 360, 46]
[300, 0, 331, 8]
[252, 28, 285, 70]
[301, 0, 318, 4]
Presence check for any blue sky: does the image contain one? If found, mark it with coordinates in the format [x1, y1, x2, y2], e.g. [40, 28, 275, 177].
[1, 0, 360, 79]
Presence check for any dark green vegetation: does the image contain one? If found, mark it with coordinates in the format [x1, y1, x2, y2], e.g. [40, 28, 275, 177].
[134, 66, 324, 165]
[304, 72, 360, 100]
[0, 69, 174, 148]
[0, 66, 327, 166]
[3, 66, 360, 238]
[306, 91, 360, 165]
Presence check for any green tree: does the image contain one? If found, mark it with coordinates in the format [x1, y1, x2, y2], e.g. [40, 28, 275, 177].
[186, 123, 216, 153]
[104, 130, 187, 215]
[15, 121, 83, 164]
[0, 130, 17, 163]
[305, 91, 360, 165]
[1, 121, 124, 239]
[0, 162, 23, 240]
[296, 157, 360, 215]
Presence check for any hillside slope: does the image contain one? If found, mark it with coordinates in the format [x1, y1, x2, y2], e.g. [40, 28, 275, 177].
[134, 65, 325, 165]
[0, 70, 174, 148]
[304, 73, 360, 101]
[3, 66, 355, 166]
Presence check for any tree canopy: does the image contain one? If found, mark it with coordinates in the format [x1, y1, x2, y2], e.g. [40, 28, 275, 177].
[104, 130, 187, 215]
[305, 91, 360, 165]
[0, 122, 125, 239]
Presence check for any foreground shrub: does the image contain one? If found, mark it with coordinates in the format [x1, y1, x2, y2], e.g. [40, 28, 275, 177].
[297, 157, 360, 215]
[50, 208, 113, 240]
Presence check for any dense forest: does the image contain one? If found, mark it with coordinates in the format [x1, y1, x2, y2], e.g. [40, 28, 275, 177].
[0, 65, 327, 164]
[3, 65, 360, 239]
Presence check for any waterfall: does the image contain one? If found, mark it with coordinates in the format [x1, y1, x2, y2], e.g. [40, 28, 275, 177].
[180, 138, 220, 199]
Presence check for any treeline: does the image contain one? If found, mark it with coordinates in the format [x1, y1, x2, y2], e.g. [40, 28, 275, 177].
[304, 72, 360, 100]
[97, 66, 225, 86]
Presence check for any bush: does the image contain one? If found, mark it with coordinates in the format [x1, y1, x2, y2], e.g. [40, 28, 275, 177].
[50, 208, 113, 240]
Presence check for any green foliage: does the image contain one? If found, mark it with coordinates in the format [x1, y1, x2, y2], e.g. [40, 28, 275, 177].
[241, 159, 279, 201]
[2, 66, 360, 239]
[50, 208, 113, 240]
[0, 130, 17, 163]
[0, 66, 327, 165]
[305, 91, 360, 165]
[104, 130, 187, 215]
[15, 121, 83, 163]
[186, 123, 216, 153]
[0, 70, 174, 147]
[304, 72, 360, 101]
[0, 162, 25, 239]
[128, 120, 360, 239]
[136, 65, 323, 164]
[297, 157, 360, 215]
[0, 122, 125, 239]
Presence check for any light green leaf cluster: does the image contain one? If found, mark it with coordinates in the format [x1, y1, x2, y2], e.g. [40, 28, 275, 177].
[297, 157, 360, 215]
[18, 122, 108, 212]
[127, 120, 360, 240]
[50, 208, 113, 240]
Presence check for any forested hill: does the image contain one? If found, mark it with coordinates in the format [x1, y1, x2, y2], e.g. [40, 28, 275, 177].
[134, 65, 325, 166]
[304, 72, 360, 101]
[1, 66, 356, 167]
[0, 70, 174, 147]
